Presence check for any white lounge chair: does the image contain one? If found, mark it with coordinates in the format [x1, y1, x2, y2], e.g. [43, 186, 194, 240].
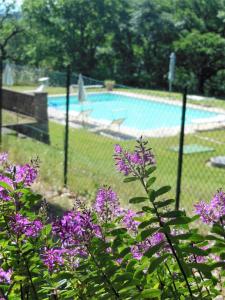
[90, 117, 126, 133]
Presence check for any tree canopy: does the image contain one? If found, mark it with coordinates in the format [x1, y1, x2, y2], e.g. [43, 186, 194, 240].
[3, 0, 225, 95]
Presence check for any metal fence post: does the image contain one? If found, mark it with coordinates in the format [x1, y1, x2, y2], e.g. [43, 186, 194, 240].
[175, 87, 187, 210]
[64, 64, 71, 187]
[0, 59, 3, 146]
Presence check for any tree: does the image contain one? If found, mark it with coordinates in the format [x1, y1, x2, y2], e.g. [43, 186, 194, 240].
[0, 0, 23, 70]
[131, 0, 178, 88]
[22, 0, 127, 76]
[175, 31, 225, 93]
[0, 0, 23, 143]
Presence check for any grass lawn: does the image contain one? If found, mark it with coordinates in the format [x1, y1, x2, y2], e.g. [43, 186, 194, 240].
[2, 108, 225, 215]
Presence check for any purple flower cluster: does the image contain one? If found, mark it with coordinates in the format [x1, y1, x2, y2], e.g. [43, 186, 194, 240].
[15, 164, 38, 187]
[195, 190, 225, 224]
[114, 140, 155, 176]
[0, 175, 13, 201]
[131, 232, 165, 260]
[94, 187, 120, 221]
[42, 247, 87, 271]
[10, 213, 43, 237]
[122, 209, 140, 233]
[0, 268, 12, 284]
[42, 248, 65, 271]
[52, 210, 102, 246]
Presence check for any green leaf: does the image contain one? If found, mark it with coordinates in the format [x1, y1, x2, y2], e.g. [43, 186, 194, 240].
[138, 218, 158, 229]
[146, 177, 156, 188]
[119, 247, 131, 257]
[140, 227, 160, 240]
[211, 224, 225, 237]
[188, 263, 212, 278]
[170, 233, 192, 241]
[113, 272, 133, 283]
[155, 186, 171, 197]
[145, 166, 156, 176]
[210, 261, 225, 269]
[126, 259, 138, 272]
[43, 223, 52, 236]
[220, 253, 225, 260]
[188, 233, 205, 243]
[144, 241, 165, 258]
[181, 246, 208, 256]
[14, 275, 27, 281]
[155, 199, 175, 208]
[142, 206, 155, 213]
[123, 177, 138, 183]
[129, 197, 148, 204]
[206, 234, 225, 242]
[148, 254, 170, 273]
[162, 211, 185, 218]
[166, 216, 192, 225]
[0, 181, 13, 192]
[110, 228, 127, 236]
[141, 289, 161, 298]
[148, 189, 155, 202]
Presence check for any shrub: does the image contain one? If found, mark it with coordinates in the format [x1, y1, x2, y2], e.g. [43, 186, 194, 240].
[104, 80, 116, 91]
[0, 141, 224, 299]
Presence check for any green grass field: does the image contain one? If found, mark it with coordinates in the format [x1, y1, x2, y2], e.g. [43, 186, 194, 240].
[2, 110, 225, 215]
[2, 86, 225, 215]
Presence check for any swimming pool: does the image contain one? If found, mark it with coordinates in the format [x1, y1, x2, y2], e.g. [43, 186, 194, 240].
[48, 93, 218, 131]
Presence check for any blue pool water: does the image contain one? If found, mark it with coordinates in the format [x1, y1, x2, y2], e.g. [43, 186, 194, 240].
[48, 93, 218, 130]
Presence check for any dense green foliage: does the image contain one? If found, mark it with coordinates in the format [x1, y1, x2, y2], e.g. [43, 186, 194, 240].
[2, 0, 223, 95]
[0, 0, 23, 86]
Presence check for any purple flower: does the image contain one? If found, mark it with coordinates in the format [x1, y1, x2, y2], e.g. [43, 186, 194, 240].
[195, 190, 225, 224]
[94, 187, 120, 221]
[0, 153, 8, 164]
[114, 153, 132, 175]
[10, 213, 43, 237]
[114, 144, 122, 154]
[52, 211, 102, 246]
[131, 232, 165, 260]
[15, 164, 38, 187]
[210, 190, 225, 220]
[194, 201, 212, 224]
[42, 248, 65, 271]
[122, 209, 140, 233]
[106, 247, 112, 254]
[115, 258, 123, 265]
[43, 245, 88, 272]
[0, 175, 13, 201]
[114, 138, 155, 177]
[0, 268, 12, 284]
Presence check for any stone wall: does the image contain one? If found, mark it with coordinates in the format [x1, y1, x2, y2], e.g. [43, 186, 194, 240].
[2, 88, 50, 144]
[2, 89, 48, 122]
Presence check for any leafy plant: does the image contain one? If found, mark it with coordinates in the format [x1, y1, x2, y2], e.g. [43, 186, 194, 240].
[0, 139, 224, 299]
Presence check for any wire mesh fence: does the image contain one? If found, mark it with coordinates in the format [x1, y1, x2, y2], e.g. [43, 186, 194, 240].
[1, 62, 225, 214]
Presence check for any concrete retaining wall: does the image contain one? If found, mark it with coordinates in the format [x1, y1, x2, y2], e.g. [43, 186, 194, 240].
[2, 88, 50, 144]
[2, 89, 48, 122]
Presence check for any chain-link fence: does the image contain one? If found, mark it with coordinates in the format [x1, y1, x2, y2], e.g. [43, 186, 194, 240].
[1, 63, 225, 214]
